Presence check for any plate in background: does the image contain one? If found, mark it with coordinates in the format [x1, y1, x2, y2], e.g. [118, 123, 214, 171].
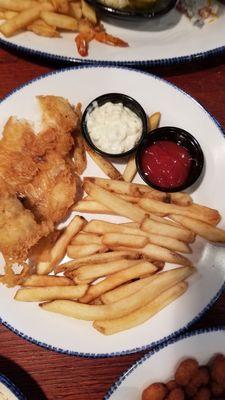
[0, 6, 225, 65]
[104, 326, 225, 399]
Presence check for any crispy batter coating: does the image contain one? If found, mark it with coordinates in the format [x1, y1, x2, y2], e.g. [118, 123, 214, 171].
[0, 178, 52, 262]
[0, 117, 41, 194]
[37, 95, 79, 156]
[0, 95, 81, 264]
[23, 152, 79, 224]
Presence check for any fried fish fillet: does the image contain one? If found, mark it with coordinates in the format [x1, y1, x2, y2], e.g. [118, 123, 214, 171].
[0, 95, 81, 263]
[0, 179, 52, 262]
[0, 117, 41, 194]
[37, 95, 79, 156]
[23, 152, 80, 224]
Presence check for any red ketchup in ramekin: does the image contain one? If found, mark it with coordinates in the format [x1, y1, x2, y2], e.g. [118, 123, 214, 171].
[140, 140, 192, 190]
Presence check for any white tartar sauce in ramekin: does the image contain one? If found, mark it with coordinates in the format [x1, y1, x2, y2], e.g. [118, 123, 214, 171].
[86, 102, 143, 154]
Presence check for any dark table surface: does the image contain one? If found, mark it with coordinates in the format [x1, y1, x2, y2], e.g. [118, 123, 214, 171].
[0, 46, 225, 400]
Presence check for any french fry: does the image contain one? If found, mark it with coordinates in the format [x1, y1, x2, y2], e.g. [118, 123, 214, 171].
[72, 200, 117, 215]
[0, 0, 38, 11]
[84, 177, 193, 206]
[84, 177, 168, 201]
[0, 5, 41, 36]
[123, 111, 161, 183]
[40, 10, 78, 30]
[139, 198, 221, 226]
[81, 0, 97, 24]
[70, 233, 102, 245]
[85, 145, 123, 181]
[40, 266, 195, 321]
[54, 250, 140, 274]
[27, 17, 60, 36]
[111, 243, 192, 267]
[22, 274, 73, 286]
[15, 285, 88, 302]
[69, 1, 82, 19]
[83, 220, 191, 253]
[73, 259, 142, 283]
[83, 180, 146, 223]
[79, 261, 158, 304]
[37, 215, 86, 275]
[148, 111, 161, 131]
[51, 0, 69, 14]
[94, 281, 188, 335]
[3, 10, 18, 18]
[141, 216, 195, 243]
[101, 275, 156, 304]
[102, 233, 148, 249]
[67, 244, 107, 259]
[169, 214, 225, 243]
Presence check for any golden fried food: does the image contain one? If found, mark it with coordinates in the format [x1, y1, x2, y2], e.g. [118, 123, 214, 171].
[23, 152, 79, 224]
[142, 354, 225, 400]
[0, 178, 51, 262]
[37, 95, 79, 156]
[175, 358, 199, 386]
[142, 382, 168, 400]
[0, 117, 41, 193]
[0, 95, 81, 263]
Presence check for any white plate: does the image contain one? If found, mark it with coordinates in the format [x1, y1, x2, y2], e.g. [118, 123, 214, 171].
[0, 374, 26, 400]
[0, 66, 225, 357]
[0, 6, 225, 65]
[104, 326, 225, 399]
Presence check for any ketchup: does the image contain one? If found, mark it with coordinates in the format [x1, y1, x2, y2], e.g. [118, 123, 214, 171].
[140, 140, 191, 190]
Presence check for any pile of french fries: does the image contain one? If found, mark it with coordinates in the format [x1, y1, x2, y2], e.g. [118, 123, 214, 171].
[0, 0, 127, 56]
[10, 172, 225, 335]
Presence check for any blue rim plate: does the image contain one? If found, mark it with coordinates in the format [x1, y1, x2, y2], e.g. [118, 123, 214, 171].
[0, 65, 225, 358]
[0, 374, 26, 400]
[0, 6, 225, 66]
[104, 326, 225, 399]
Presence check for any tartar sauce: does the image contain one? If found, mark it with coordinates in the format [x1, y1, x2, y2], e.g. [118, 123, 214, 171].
[86, 102, 143, 154]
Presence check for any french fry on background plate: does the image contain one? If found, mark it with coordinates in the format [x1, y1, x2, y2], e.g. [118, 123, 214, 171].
[0, 0, 38, 11]
[40, 10, 78, 30]
[40, 266, 194, 321]
[94, 281, 188, 335]
[0, 5, 41, 36]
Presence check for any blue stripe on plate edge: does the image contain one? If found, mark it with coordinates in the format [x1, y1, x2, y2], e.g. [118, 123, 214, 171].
[0, 35, 224, 67]
[0, 65, 224, 359]
[0, 374, 26, 400]
[103, 325, 225, 399]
